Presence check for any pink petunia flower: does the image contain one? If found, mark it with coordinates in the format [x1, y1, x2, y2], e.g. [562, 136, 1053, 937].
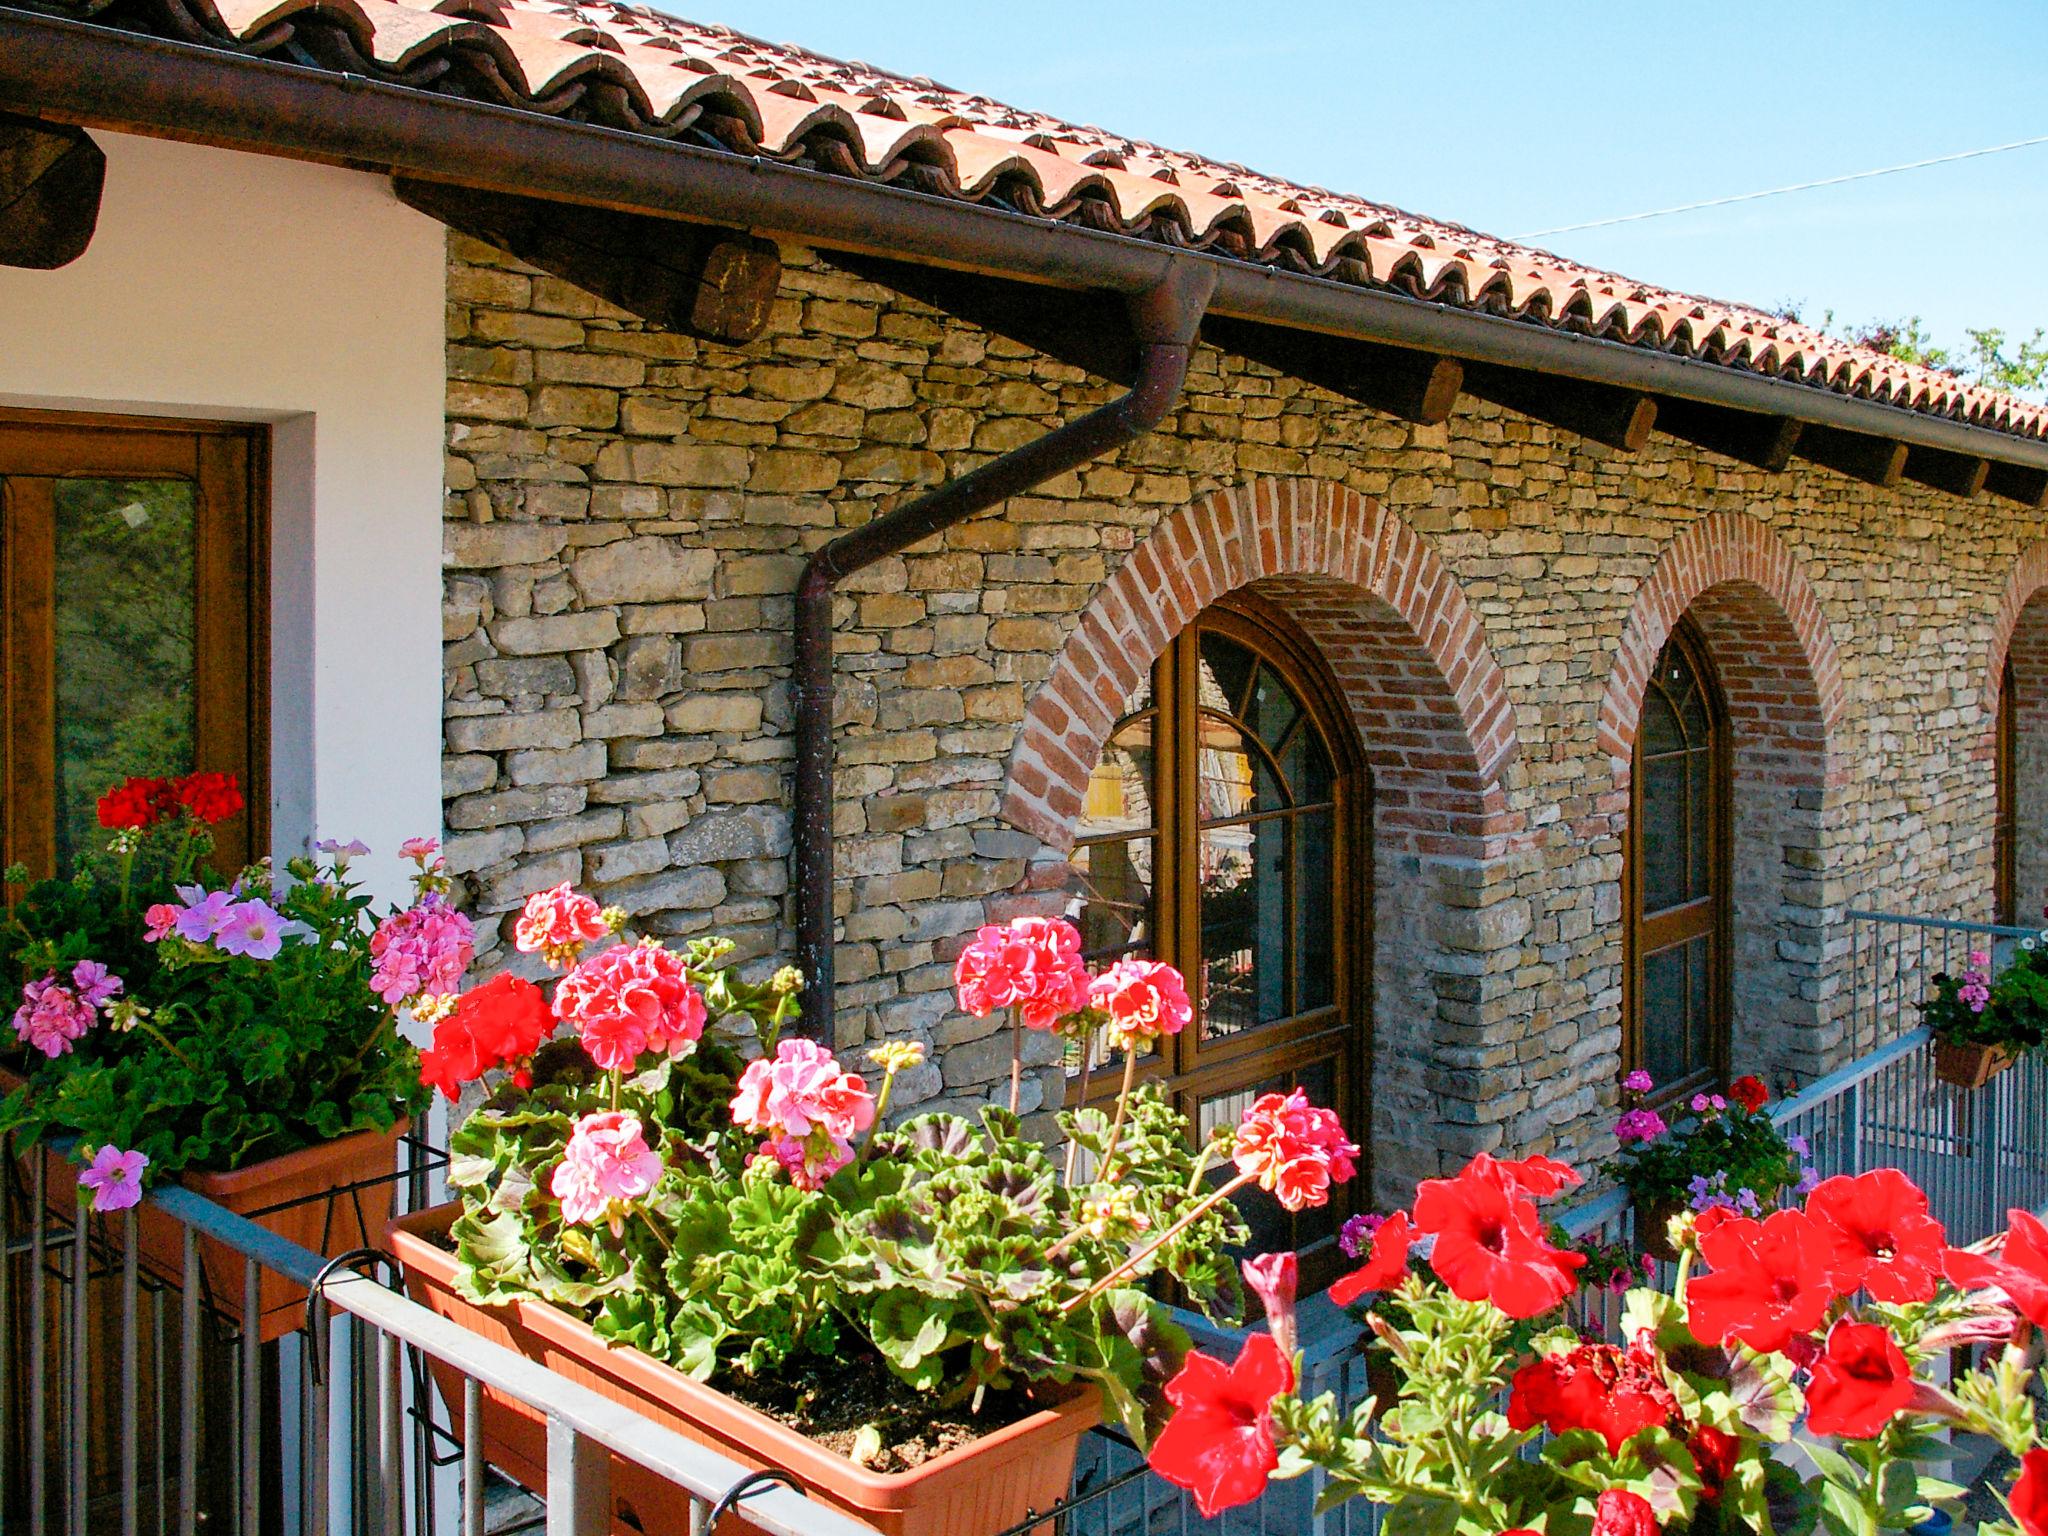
[79, 1145, 149, 1212]
[1614, 1108, 1668, 1145]
[212, 899, 292, 961]
[12, 974, 99, 1058]
[952, 915, 1091, 1030]
[1623, 1070, 1655, 1094]
[554, 941, 706, 1073]
[172, 886, 238, 943]
[369, 893, 475, 1006]
[550, 1111, 663, 1232]
[70, 960, 123, 1009]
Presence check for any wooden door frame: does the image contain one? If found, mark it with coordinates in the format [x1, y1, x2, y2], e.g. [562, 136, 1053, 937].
[1622, 616, 1733, 1099]
[0, 407, 269, 877]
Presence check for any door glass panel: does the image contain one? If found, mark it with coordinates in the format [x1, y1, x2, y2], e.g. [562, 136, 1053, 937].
[1069, 836, 1154, 960]
[1641, 944, 1688, 1086]
[1198, 631, 1256, 716]
[1199, 815, 1287, 1037]
[1687, 934, 1712, 1078]
[1249, 664, 1300, 753]
[1196, 715, 1280, 818]
[1687, 749, 1713, 897]
[1641, 689, 1684, 754]
[53, 479, 196, 873]
[1639, 755, 1688, 912]
[1280, 721, 1333, 806]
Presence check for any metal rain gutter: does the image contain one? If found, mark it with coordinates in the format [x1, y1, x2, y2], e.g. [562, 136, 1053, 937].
[2, 8, 2045, 472]
[791, 263, 1215, 1035]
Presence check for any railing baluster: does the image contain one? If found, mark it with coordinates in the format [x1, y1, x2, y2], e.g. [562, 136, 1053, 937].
[70, 1200, 88, 1536]
[241, 1258, 261, 1536]
[463, 1376, 485, 1536]
[379, 1327, 405, 1536]
[122, 1209, 139, 1536]
[29, 1152, 46, 1536]
[0, 1133, 12, 1535]
[178, 1226, 198, 1536]
[545, 1413, 611, 1536]
[154, 1286, 165, 1536]
[304, 1294, 329, 1536]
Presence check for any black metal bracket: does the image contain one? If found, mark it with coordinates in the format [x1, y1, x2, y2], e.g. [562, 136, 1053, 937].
[705, 1467, 805, 1527]
[303, 1244, 397, 1380]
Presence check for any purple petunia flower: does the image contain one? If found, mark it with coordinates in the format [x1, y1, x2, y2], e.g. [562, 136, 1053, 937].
[79, 1145, 148, 1212]
[212, 899, 291, 961]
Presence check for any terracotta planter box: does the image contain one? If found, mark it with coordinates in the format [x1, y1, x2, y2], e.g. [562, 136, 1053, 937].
[1933, 1039, 2017, 1090]
[3, 1063, 405, 1343]
[389, 1203, 1099, 1536]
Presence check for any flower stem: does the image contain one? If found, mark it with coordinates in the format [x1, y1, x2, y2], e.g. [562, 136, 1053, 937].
[609, 1067, 621, 1113]
[855, 1067, 901, 1168]
[1006, 1005, 1022, 1116]
[1062, 1169, 1254, 1315]
[1062, 1028, 1096, 1187]
[1096, 1050, 1141, 1182]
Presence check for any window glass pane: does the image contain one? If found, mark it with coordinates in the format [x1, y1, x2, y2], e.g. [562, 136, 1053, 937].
[1248, 664, 1301, 752]
[53, 479, 196, 873]
[1198, 631, 1255, 717]
[1295, 810, 1334, 1012]
[1068, 835, 1153, 961]
[1199, 815, 1287, 1037]
[1639, 755, 1688, 913]
[1641, 945, 1688, 1086]
[1196, 714, 1280, 819]
[1687, 748, 1712, 901]
[1280, 720, 1334, 806]
[1679, 659, 1711, 741]
[1079, 715, 1155, 839]
[1687, 934, 1713, 1078]
[1641, 688, 1684, 755]
[1198, 1056, 1341, 1257]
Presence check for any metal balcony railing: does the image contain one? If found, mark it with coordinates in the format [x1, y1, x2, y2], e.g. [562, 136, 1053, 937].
[5, 910, 2045, 1536]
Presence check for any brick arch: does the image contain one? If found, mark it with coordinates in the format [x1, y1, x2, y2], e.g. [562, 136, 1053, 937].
[1595, 512, 1846, 789]
[1000, 478, 1521, 855]
[1986, 539, 2048, 721]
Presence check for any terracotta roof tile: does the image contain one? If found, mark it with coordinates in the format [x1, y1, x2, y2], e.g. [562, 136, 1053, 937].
[50, 0, 2042, 443]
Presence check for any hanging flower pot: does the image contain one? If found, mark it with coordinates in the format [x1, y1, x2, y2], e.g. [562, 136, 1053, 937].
[1932, 1038, 2017, 1090]
[390, 1203, 1097, 1536]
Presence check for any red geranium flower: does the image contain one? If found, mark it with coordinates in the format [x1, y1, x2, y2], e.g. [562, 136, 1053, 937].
[1807, 1169, 1949, 1302]
[1729, 1075, 1769, 1113]
[1330, 1209, 1414, 1307]
[1687, 1207, 1836, 1353]
[1947, 1208, 2048, 1329]
[1802, 1321, 1913, 1440]
[1592, 1488, 1660, 1536]
[1148, 1334, 1295, 1519]
[2012, 1447, 2048, 1536]
[1232, 1089, 1358, 1212]
[1413, 1157, 1586, 1318]
[419, 973, 556, 1102]
[173, 771, 243, 825]
[96, 776, 168, 831]
[1689, 1424, 1741, 1503]
[1507, 1334, 1679, 1454]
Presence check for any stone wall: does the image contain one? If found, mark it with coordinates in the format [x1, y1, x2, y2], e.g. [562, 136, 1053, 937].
[439, 232, 2046, 1197]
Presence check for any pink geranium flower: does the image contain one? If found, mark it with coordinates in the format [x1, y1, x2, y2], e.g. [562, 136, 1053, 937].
[760, 1133, 855, 1191]
[12, 974, 99, 1058]
[1232, 1089, 1359, 1212]
[514, 883, 612, 967]
[79, 1145, 149, 1212]
[370, 893, 475, 1006]
[143, 903, 181, 942]
[399, 837, 440, 863]
[550, 1111, 663, 1233]
[952, 915, 1091, 1030]
[732, 1039, 876, 1189]
[1614, 1108, 1668, 1145]
[1090, 958, 1193, 1049]
[554, 941, 706, 1072]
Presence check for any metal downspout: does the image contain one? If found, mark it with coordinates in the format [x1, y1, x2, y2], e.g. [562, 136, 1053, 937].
[790, 262, 1217, 1038]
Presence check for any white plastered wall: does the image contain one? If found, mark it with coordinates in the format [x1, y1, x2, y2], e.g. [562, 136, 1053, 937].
[0, 130, 446, 908]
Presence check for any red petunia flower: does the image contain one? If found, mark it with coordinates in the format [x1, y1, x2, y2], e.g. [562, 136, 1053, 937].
[1592, 1488, 1660, 1536]
[1689, 1424, 1741, 1503]
[2012, 1448, 2048, 1536]
[1232, 1089, 1359, 1212]
[1330, 1209, 1414, 1307]
[1728, 1075, 1769, 1113]
[1802, 1321, 1913, 1440]
[1148, 1334, 1295, 1519]
[1507, 1334, 1679, 1454]
[1807, 1169, 1949, 1302]
[1947, 1208, 2048, 1329]
[1414, 1157, 1586, 1319]
[1476, 1151, 1584, 1200]
[1687, 1207, 1836, 1353]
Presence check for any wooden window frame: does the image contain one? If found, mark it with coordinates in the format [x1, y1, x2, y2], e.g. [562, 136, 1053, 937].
[0, 408, 268, 878]
[1623, 617, 1733, 1102]
[1996, 656, 2016, 927]
[1069, 593, 1371, 1278]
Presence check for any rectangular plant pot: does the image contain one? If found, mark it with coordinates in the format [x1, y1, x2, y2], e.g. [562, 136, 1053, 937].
[388, 1202, 1099, 1536]
[2, 1066, 406, 1343]
[1933, 1039, 2017, 1090]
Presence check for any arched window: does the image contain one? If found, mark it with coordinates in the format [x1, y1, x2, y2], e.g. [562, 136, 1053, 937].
[1626, 620, 1730, 1100]
[1068, 596, 1366, 1275]
[1996, 655, 2016, 926]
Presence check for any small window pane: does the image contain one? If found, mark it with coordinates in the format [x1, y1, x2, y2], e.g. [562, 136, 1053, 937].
[1641, 945, 1688, 1086]
[53, 479, 196, 873]
[1198, 632, 1256, 716]
[1281, 721, 1334, 806]
[1688, 749, 1713, 899]
[1199, 815, 1287, 1037]
[1079, 716, 1155, 839]
[1295, 809, 1334, 1012]
[1687, 934, 1713, 1078]
[1199, 1057, 1341, 1257]
[1068, 835, 1154, 960]
[1639, 755, 1689, 913]
[1196, 715, 1281, 819]
[1249, 664, 1301, 751]
[1641, 689, 1684, 754]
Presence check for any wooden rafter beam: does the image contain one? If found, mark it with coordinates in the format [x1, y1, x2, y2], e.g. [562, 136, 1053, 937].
[1654, 396, 1802, 472]
[825, 253, 1141, 383]
[0, 112, 103, 270]
[394, 177, 780, 344]
[1460, 363, 1656, 451]
[1986, 461, 2048, 510]
[1794, 424, 1908, 488]
[1202, 317, 1463, 425]
[1902, 445, 1989, 499]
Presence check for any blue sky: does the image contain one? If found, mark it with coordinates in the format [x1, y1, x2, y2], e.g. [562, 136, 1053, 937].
[675, 1, 2045, 365]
